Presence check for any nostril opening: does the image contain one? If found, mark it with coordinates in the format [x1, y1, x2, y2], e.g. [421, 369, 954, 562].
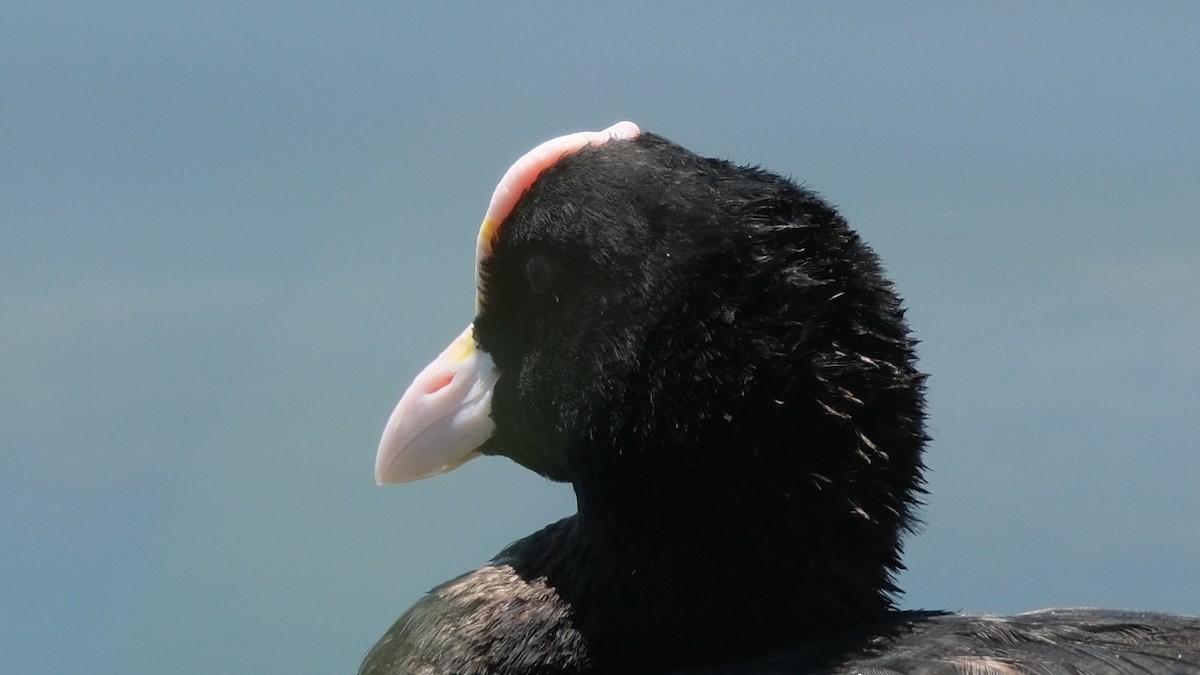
[425, 372, 455, 394]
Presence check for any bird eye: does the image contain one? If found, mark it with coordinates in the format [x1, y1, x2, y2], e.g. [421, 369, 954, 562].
[523, 255, 555, 294]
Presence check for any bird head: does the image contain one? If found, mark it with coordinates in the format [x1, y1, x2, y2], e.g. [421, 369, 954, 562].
[375, 123, 927, 584]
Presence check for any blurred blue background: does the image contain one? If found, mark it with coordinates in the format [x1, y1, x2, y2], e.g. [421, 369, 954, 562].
[3, 3, 1198, 673]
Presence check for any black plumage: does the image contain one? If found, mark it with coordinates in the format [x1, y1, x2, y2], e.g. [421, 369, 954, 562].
[363, 125, 1200, 674]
